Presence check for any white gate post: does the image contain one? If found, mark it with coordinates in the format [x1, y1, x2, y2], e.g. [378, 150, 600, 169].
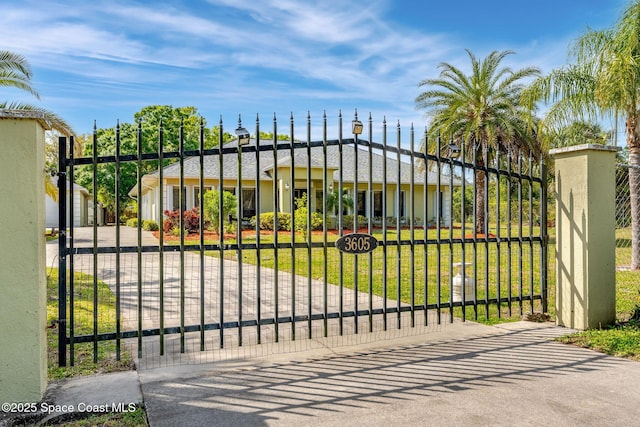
[0, 111, 50, 403]
[550, 144, 619, 330]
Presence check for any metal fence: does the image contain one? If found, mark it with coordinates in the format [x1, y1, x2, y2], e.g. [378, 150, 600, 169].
[615, 163, 640, 269]
[56, 113, 548, 368]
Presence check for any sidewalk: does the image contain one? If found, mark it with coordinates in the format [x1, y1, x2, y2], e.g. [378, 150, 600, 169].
[24, 320, 640, 426]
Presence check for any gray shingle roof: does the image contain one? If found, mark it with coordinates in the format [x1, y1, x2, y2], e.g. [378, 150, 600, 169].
[145, 139, 454, 185]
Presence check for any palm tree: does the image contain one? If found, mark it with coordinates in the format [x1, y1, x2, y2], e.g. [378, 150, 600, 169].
[416, 49, 541, 234]
[1, 50, 74, 201]
[523, 1, 640, 269]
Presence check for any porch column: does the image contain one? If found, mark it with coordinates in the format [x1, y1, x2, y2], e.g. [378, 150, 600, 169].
[0, 111, 49, 402]
[551, 144, 619, 330]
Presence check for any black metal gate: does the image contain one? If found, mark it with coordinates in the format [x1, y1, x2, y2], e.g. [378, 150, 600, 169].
[57, 112, 548, 368]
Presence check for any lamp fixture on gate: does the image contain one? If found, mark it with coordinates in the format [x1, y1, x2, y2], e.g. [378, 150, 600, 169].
[448, 142, 461, 159]
[235, 117, 250, 146]
[352, 119, 363, 135]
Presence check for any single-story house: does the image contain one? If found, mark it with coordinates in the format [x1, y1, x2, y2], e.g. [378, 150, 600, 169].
[129, 139, 460, 227]
[45, 176, 91, 228]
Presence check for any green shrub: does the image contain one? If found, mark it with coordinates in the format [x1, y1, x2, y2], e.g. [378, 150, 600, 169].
[293, 207, 323, 232]
[126, 218, 138, 227]
[252, 212, 291, 231]
[142, 219, 159, 231]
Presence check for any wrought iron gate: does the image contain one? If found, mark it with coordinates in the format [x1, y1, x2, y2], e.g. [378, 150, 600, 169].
[57, 112, 548, 368]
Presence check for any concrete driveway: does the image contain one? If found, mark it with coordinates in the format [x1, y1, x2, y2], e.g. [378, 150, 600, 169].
[49, 226, 431, 369]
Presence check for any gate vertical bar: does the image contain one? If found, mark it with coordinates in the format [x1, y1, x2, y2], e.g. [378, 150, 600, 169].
[518, 152, 524, 315]
[353, 111, 359, 335]
[435, 134, 442, 324]
[460, 139, 468, 321]
[158, 121, 165, 355]
[540, 159, 548, 313]
[409, 124, 415, 328]
[338, 112, 344, 335]
[395, 121, 401, 329]
[179, 121, 186, 353]
[528, 152, 535, 312]
[68, 135, 75, 366]
[306, 112, 313, 339]
[492, 145, 502, 319]
[367, 113, 374, 333]
[115, 123, 122, 360]
[218, 117, 225, 348]
[272, 114, 279, 343]
[255, 115, 262, 344]
[289, 113, 296, 341]
[506, 149, 513, 316]
[57, 136, 67, 367]
[237, 115, 244, 347]
[448, 136, 454, 323]
[92, 127, 99, 362]
[423, 129, 429, 326]
[470, 139, 479, 320]
[382, 118, 388, 330]
[199, 118, 206, 350]
[322, 112, 329, 337]
[136, 121, 143, 359]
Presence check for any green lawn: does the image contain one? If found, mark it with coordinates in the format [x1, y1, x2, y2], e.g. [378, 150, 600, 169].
[198, 224, 550, 323]
[46, 268, 134, 380]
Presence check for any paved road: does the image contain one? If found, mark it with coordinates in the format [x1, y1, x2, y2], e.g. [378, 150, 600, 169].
[138, 321, 640, 427]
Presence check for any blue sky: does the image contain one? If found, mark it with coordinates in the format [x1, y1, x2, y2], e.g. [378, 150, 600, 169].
[0, 0, 628, 139]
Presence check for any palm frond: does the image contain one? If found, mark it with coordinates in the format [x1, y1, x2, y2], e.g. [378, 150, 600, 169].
[0, 102, 74, 136]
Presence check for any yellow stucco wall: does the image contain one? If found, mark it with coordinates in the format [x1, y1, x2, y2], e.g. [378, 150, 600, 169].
[551, 144, 618, 330]
[0, 112, 48, 402]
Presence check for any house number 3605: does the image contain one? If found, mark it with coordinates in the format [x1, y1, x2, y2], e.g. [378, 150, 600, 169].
[335, 233, 378, 254]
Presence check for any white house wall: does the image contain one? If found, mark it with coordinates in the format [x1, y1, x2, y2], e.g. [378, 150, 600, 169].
[45, 189, 88, 228]
[142, 179, 452, 227]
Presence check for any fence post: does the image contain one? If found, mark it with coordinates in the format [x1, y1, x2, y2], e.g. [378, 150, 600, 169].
[550, 144, 619, 330]
[0, 111, 50, 402]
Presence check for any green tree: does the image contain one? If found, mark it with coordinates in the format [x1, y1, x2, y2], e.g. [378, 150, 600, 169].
[551, 121, 610, 149]
[75, 106, 234, 218]
[524, 1, 640, 269]
[1, 50, 75, 200]
[416, 49, 541, 233]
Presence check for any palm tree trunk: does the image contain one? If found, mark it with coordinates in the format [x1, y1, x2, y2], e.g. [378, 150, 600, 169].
[626, 116, 640, 270]
[475, 162, 486, 235]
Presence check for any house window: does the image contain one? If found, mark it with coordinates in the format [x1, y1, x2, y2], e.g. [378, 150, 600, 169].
[224, 187, 236, 196]
[398, 190, 406, 218]
[357, 191, 366, 216]
[373, 191, 383, 217]
[172, 186, 186, 211]
[242, 188, 256, 219]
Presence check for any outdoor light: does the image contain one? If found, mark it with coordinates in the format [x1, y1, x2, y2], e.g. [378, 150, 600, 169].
[352, 119, 363, 135]
[448, 142, 461, 159]
[235, 126, 251, 146]
[285, 183, 290, 190]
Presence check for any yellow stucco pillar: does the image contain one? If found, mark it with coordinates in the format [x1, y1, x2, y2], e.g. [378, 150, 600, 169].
[550, 144, 619, 330]
[0, 111, 50, 402]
